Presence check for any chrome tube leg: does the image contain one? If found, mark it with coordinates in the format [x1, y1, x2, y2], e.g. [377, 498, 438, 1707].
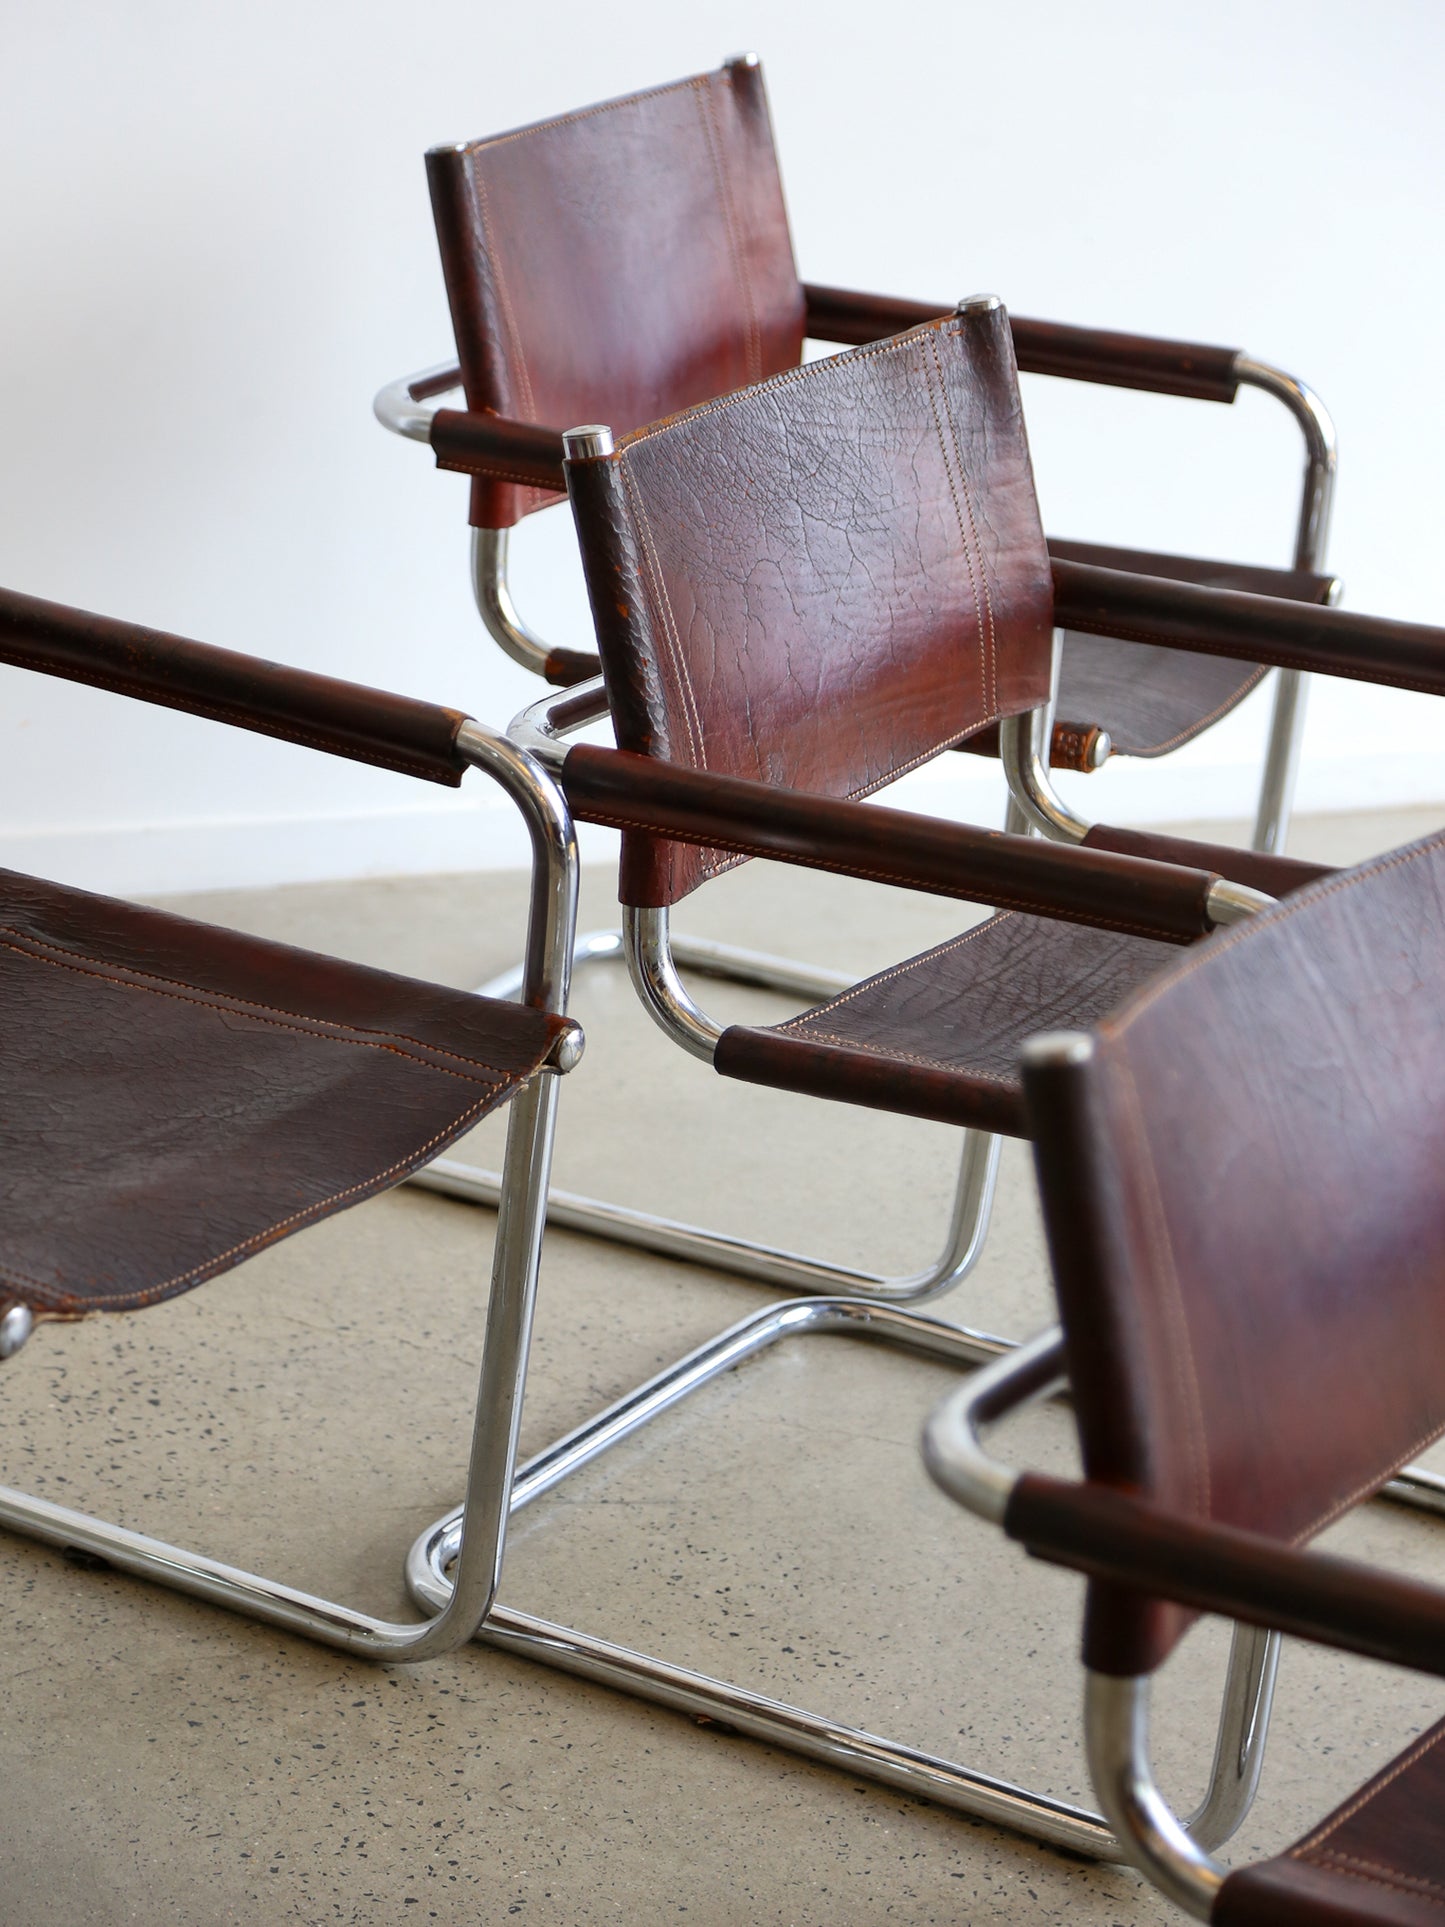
[1251, 669, 1310, 854]
[409, 1127, 1001, 1305]
[1183, 1623, 1280, 1851]
[1085, 1673, 1223, 1918]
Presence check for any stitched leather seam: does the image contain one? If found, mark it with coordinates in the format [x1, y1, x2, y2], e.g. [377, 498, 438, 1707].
[1305, 1848, 1445, 1903]
[0, 652, 456, 786]
[774, 916, 1008, 1024]
[0, 921, 527, 1078]
[926, 330, 998, 715]
[619, 464, 708, 768]
[472, 171, 537, 424]
[0, 1093, 502, 1311]
[770, 1030, 1016, 1087]
[1102, 832, 1445, 1031]
[576, 814, 1188, 942]
[459, 75, 713, 157]
[436, 456, 561, 489]
[1065, 619, 1444, 701]
[0, 936, 514, 1088]
[1129, 665, 1268, 755]
[696, 81, 761, 383]
[618, 321, 963, 452]
[1293, 1721, 1445, 1851]
[1115, 1060, 1213, 1516]
[919, 336, 990, 715]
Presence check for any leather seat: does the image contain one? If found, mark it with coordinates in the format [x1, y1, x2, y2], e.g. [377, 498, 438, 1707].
[716, 913, 1175, 1137]
[0, 867, 566, 1317]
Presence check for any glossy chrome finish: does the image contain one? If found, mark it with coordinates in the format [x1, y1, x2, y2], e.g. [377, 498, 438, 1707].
[562, 423, 615, 461]
[414, 1124, 1000, 1302]
[999, 706, 1091, 843]
[1383, 1464, 1445, 1516]
[724, 50, 761, 69]
[471, 529, 556, 678]
[624, 906, 725, 1062]
[1085, 1673, 1223, 1918]
[1190, 1623, 1281, 1849]
[1233, 357, 1338, 857]
[372, 361, 461, 442]
[957, 292, 1004, 314]
[0, 1303, 34, 1361]
[0, 728, 579, 1661]
[921, 1328, 1066, 1523]
[407, 1295, 1122, 1855]
[1205, 877, 1273, 925]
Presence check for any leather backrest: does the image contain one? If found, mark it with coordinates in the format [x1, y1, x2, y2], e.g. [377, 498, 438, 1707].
[1025, 830, 1445, 1675]
[564, 306, 1057, 905]
[428, 60, 806, 529]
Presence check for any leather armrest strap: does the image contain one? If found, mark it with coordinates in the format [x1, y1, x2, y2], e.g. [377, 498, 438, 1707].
[1082, 824, 1333, 899]
[0, 586, 470, 785]
[1005, 1472, 1445, 1682]
[561, 744, 1220, 942]
[803, 284, 1241, 403]
[430, 410, 567, 491]
[1053, 559, 1445, 697]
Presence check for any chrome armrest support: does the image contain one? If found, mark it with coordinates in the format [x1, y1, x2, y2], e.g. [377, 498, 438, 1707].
[1086, 1674, 1225, 1918]
[624, 908, 725, 1063]
[372, 362, 463, 442]
[509, 676, 611, 772]
[922, 1325, 1067, 1523]
[999, 706, 1092, 844]
[1231, 357, 1337, 575]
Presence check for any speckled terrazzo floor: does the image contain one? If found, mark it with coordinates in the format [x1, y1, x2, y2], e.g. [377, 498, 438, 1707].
[2, 804, 1442, 1925]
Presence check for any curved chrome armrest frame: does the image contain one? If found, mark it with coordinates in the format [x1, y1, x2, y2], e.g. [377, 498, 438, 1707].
[372, 360, 462, 442]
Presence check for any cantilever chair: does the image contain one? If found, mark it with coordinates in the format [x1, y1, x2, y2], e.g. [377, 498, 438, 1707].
[374, 55, 1339, 1292]
[0, 584, 583, 1658]
[398, 300, 1445, 1847]
[926, 825, 1445, 1923]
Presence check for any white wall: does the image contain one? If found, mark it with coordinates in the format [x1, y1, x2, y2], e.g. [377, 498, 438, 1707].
[1, 0, 1442, 894]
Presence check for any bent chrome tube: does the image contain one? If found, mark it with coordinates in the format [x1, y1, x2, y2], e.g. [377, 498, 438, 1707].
[0, 1303, 34, 1361]
[372, 360, 462, 441]
[0, 728, 580, 1661]
[1085, 1673, 1223, 1918]
[1233, 357, 1338, 857]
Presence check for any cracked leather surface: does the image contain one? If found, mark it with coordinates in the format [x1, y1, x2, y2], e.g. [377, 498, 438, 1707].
[0, 869, 567, 1316]
[428, 59, 805, 529]
[569, 307, 1055, 906]
[1025, 829, 1445, 1677]
[715, 912, 1176, 1137]
[1218, 1716, 1445, 1925]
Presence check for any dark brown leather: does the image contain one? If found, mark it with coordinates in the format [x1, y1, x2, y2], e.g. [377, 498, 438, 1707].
[542, 645, 604, 688]
[566, 309, 1056, 906]
[429, 410, 566, 492]
[562, 744, 1219, 940]
[803, 285, 1242, 402]
[1217, 1721, 1445, 1925]
[0, 868, 568, 1317]
[1049, 539, 1339, 756]
[716, 913, 1177, 1136]
[1082, 824, 1333, 899]
[1053, 559, 1445, 700]
[1006, 1472, 1445, 1681]
[0, 587, 471, 786]
[428, 60, 805, 528]
[1023, 829, 1445, 1675]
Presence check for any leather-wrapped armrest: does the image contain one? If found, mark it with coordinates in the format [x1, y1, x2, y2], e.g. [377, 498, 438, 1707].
[0, 586, 471, 786]
[803, 284, 1242, 403]
[560, 743, 1227, 942]
[1006, 1471, 1445, 1682]
[430, 410, 567, 491]
[1054, 559, 1445, 697]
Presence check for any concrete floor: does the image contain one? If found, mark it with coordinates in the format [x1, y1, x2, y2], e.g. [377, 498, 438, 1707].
[3, 804, 1443, 1925]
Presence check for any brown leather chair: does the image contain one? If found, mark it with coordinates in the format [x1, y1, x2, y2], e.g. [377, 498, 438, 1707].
[0, 585, 583, 1660]
[400, 300, 1445, 1847]
[373, 56, 1340, 1298]
[375, 54, 1338, 859]
[926, 825, 1445, 1923]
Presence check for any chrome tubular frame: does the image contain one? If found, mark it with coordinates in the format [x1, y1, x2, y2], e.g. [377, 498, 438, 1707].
[0, 727, 581, 1661]
[1085, 1674, 1223, 1919]
[407, 679, 1007, 1306]
[921, 1324, 1280, 1861]
[402, 1302, 1269, 1856]
[1233, 357, 1338, 857]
